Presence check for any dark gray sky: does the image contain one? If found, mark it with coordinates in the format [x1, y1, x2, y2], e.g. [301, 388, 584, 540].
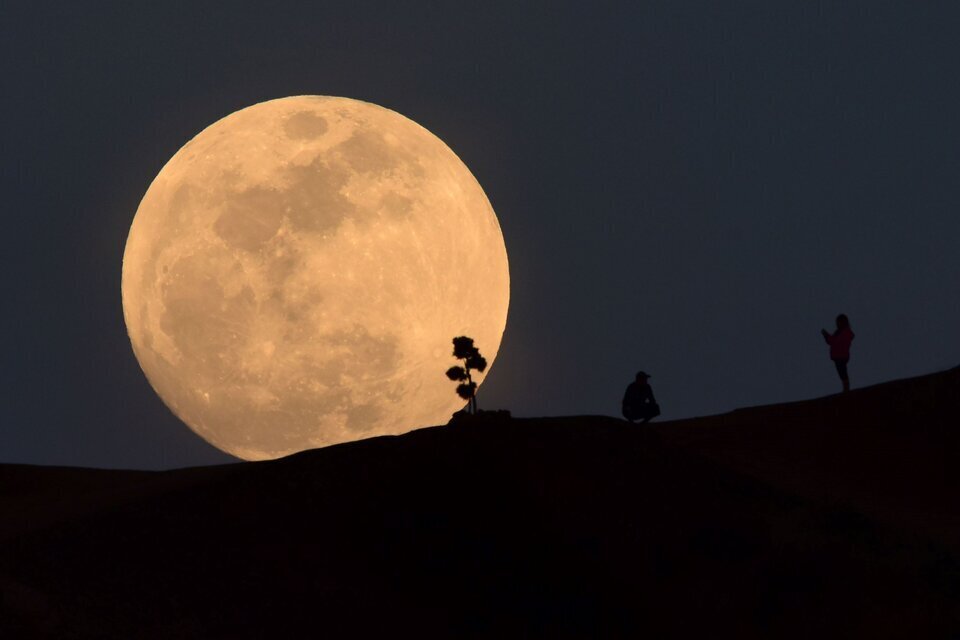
[3, 1, 958, 469]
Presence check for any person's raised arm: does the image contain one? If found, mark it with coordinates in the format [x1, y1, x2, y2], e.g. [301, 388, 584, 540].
[821, 328, 831, 344]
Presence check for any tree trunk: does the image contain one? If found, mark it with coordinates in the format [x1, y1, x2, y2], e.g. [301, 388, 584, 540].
[466, 369, 476, 415]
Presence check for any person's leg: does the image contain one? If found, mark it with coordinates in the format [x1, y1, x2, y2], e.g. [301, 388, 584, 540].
[834, 359, 850, 392]
[639, 404, 659, 424]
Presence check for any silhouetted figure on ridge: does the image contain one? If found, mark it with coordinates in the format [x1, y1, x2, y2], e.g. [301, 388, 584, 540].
[622, 371, 661, 423]
[821, 313, 855, 393]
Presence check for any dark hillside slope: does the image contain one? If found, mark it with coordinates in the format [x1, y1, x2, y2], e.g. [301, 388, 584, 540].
[0, 464, 227, 542]
[2, 370, 959, 638]
[656, 366, 960, 547]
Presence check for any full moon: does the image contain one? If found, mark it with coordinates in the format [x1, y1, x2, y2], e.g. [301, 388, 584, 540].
[122, 96, 509, 460]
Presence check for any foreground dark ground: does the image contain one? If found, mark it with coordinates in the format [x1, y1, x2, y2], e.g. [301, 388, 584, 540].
[2, 367, 959, 638]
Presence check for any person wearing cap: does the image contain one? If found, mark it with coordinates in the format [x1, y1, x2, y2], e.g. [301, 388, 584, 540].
[622, 371, 661, 423]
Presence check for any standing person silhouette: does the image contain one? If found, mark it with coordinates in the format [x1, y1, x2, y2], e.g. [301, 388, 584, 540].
[821, 314, 855, 393]
[622, 371, 661, 423]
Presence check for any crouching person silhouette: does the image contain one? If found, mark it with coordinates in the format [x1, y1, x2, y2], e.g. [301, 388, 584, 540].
[622, 371, 661, 423]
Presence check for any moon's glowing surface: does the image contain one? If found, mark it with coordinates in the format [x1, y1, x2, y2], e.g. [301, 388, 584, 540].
[122, 96, 509, 460]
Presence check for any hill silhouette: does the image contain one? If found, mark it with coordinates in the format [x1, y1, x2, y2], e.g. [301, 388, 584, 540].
[2, 368, 959, 638]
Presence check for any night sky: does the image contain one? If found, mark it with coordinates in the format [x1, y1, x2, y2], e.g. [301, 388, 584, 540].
[3, 1, 958, 469]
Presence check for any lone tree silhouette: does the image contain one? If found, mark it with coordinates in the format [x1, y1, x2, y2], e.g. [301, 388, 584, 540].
[445, 336, 487, 415]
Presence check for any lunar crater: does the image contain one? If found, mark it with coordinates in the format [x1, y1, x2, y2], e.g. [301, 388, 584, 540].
[283, 111, 329, 140]
[337, 128, 403, 175]
[214, 186, 286, 251]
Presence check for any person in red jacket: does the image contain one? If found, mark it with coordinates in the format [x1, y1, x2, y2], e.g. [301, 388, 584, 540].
[821, 313, 854, 393]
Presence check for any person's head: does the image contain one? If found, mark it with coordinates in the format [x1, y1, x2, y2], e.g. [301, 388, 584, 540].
[635, 371, 651, 384]
[836, 314, 850, 330]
